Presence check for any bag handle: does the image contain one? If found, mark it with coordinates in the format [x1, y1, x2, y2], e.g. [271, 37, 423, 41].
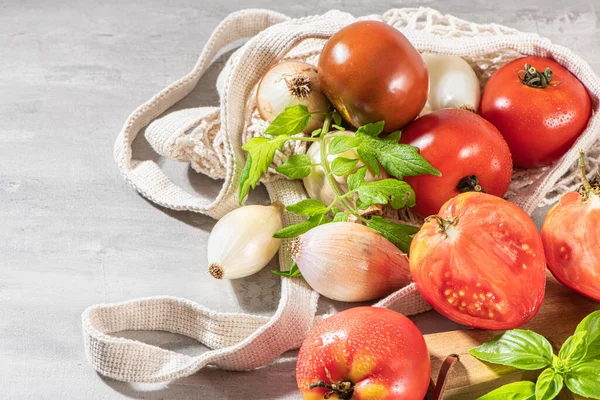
[113, 9, 290, 219]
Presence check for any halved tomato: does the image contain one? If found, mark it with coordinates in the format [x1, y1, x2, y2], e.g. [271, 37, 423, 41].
[410, 192, 547, 330]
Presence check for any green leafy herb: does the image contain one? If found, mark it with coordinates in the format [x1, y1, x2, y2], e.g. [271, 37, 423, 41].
[479, 381, 536, 400]
[558, 331, 588, 364]
[238, 135, 289, 204]
[469, 330, 553, 370]
[276, 154, 313, 179]
[329, 121, 440, 179]
[264, 105, 311, 137]
[332, 212, 349, 222]
[347, 166, 367, 192]
[366, 216, 419, 254]
[565, 360, 600, 399]
[331, 124, 345, 131]
[535, 368, 563, 400]
[356, 179, 416, 210]
[271, 262, 302, 278]
[332, 111, 342, 126]
[576, 310, 600, 360]
[311, 128, 322, 137]
[331, 157, 359, 176]
[286, 199, 328, 216]
[273, 214, 330, 239]
[473, 310, 600, 400]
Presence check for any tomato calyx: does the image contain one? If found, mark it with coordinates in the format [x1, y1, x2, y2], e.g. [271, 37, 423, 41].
[456, 175, 486, 193]
[424, 215, 458, 238]
[577, 150, 600, 201]
[309, 368, 354, 399]
[517, 63, 562, 89]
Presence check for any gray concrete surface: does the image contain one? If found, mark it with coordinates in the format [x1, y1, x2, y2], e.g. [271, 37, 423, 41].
[1, 0, 599, 398]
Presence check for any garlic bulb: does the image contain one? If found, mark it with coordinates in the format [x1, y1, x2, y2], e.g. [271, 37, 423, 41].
[290, 222, 411, 302]
[422, 54, 480, 112]
[257, 61, 330, 132]
[208, 202, 284, 280]
[303, 131, 385, 206]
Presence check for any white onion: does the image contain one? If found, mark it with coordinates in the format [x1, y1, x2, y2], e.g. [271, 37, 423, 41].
[207, 202, 284, 280]
[257, 61, 330, 132]
[422, 54, 480, 112]
[291, 222, 412, 302]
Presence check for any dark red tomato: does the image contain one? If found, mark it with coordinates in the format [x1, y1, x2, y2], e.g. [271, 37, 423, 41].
[296, 307, 430, 400]
[410, 192, 546, 330]
[480, 56, 592, 168]
[400, 108, 513, 218]
[542, 154, 600, 302]
[318, 21, 428, 133]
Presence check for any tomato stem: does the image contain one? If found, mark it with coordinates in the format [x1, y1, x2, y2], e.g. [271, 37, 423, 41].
[309, 378, 354, 399]
[425, 215, 457, 238]
[577, 149, 600, 201]
[456, 175, 485, 194]
[517, 63, 562, 89]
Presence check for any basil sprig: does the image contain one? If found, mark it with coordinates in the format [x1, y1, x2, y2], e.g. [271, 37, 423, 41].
[471, 310, 600, 400]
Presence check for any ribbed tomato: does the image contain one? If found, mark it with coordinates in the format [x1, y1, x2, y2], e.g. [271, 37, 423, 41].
[480, 56, 592, 168]
[410, 193, 546, 330]
[318, 21, 428, 133]
[542, 153, 600, 302]
[400, 108, 513, 218]
[296, 307, 430, 400]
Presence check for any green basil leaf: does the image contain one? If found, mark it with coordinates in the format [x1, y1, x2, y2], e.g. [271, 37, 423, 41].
[558, 331, 588, 364]
[331, 157, 359, 176]
[275, 154, 313, 179]
[469, 330, 553, 370]
[565, 359, 600, 399]
[310, 128, 322, 137]
[332, 111, 342, 126]
[535, 368, 563, 400]
[347, 166, 367, 192]
[239, 135, 289, 204]
[273, 214, 330, 239]
[332, 212, 349, 222]
[271, 262, 302, 277]
[478, 381, 536, 400]
[356, 179, 416, 209]
[575, 310, 600, 361]
[329, 135, 356, 155]
[331, 124, 345, 131]
[366, 216, 419, 254]
[264, 105, 311, 137]
[286, 199, 328, 216]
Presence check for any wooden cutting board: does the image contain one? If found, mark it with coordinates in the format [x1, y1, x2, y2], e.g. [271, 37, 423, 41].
[424, 274, 600, 399]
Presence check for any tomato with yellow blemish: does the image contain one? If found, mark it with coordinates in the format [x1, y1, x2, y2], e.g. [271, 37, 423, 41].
[410, 192, 547, 330]
[296, 307, 430, 400]
[542, 153, 600, 302]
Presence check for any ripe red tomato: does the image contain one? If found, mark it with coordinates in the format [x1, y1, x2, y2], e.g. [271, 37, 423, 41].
[400, 108, 513, 218]
[410, 192, 546, 330]
[296, 307, 430, 400]
[318, 21, 428, 133]
[480, 56, 592, 168]
[542, 158, 600, 302]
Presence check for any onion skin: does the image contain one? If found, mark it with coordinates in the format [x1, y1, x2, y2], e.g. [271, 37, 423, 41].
[291, 222, 411, 302]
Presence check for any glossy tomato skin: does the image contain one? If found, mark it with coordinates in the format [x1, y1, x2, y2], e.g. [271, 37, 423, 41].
[296, 307, 430, 400]
[480, 56, 592, 168]
[410, 193, 546, 330]
[318, 21, 428, 133]
[400, 109, 513, 218]
[542, 192, 600, 302]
